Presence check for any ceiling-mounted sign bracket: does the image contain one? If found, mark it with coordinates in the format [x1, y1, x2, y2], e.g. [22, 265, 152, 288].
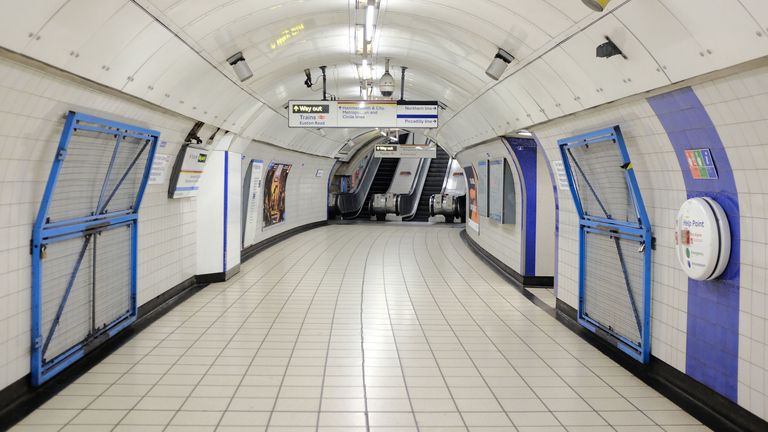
[288, 100, 438, 129]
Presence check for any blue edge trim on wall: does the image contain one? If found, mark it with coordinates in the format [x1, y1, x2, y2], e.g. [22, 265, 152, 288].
[505, 137, 538, 277]
[648, 87, 740, 402]
[223, 151, 229, 273]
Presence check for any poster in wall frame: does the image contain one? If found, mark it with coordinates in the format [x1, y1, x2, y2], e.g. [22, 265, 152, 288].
[487, 158, 517, 225]
[463, 165, 480, 232]
[477, 160, 488, 217]
[488, 159, 504, 223]
[242, 159, 264, 247]
[263, 161, 292, 228]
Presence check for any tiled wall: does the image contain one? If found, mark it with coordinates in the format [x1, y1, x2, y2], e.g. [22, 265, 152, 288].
[695, 68, 768, 418]
[0, 53, 335, 392]
[531, 63, 768, 420]
[456, 140, 524, 274]
[0, 53, 196, 389]
[240, 142, 334, 248]
[456, 139, 556, 279]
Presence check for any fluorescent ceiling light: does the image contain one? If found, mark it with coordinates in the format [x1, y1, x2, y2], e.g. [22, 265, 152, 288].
[516, 129, 533, 137]
[355, 25, 364, 54]
[365, 0, 375, 43]
[361, 59, 372, 80]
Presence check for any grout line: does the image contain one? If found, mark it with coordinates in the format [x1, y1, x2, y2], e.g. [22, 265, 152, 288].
[98, 227, 332, 431]
[158, 227, 342, 432]
[314, 230, 375, 431]
[203, 226, 354, 431]
[442, 230, 665, 428]
[393, 229, 470, 431]
[47, 228, 314, 432]
[412, 228, 526, 430]
[358, 228, 388, 432]
[379, 231, 421, 432]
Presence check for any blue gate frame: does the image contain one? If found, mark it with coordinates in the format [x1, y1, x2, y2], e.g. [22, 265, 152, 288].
[558, 126, 652, 363]
[31, 111, 159, 385]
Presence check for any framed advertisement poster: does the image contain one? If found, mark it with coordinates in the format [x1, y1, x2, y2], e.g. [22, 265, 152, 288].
[477, 160, 488, 217]
[242, 159, 264, 247]
[463, 165, 479, 232]
[488, 159, 504, 223]
[263, 162, 292, 228]
[487, 158, 516, 224]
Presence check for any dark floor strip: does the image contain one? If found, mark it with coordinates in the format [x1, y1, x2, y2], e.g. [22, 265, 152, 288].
[462, 228, 768, 432]
[0, 220, 328, 432]
[459, 229, 557, 318]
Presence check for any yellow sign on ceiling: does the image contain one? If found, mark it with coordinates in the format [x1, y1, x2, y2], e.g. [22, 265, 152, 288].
[270, 24, 305, 50]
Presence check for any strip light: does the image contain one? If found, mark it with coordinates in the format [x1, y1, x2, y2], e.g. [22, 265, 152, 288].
[365, 0, 375, 43]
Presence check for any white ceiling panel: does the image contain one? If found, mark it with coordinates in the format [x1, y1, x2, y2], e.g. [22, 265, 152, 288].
[614, 0, 711, 83]
[656, 0, 767, 73]
[23, 0, 125, 68]
[0, 0, 68, 52]
[2, 0, 764, 156]
[66, 3, 154, 82]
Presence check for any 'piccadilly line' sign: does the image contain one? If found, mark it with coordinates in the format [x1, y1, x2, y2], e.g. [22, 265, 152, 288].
[288, 100, 439, 129]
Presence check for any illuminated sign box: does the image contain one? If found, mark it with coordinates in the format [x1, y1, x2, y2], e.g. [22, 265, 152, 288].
[288, 100, 439, 128]
[374, 144, 436, 158]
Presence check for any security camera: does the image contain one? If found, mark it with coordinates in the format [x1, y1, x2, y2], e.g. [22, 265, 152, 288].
[379, 58, 395, 97]
[304, 68, 313, 88]
[226, 52, 253, 82]
[485, 48, 515, 81]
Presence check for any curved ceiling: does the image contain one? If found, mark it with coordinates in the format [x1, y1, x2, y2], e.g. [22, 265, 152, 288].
[0, 1, 766, 157]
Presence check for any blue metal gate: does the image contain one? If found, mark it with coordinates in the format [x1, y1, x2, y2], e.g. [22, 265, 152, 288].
[558, 126, 652, 363]
[31, 111, 159, 385]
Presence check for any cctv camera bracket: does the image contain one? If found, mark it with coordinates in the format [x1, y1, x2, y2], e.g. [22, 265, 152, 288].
[399, 66, 408, 101]
[495, 48, 515, 64]
[600, 36, 627, 59]
[226, 52, 245, 65]
[320, 66, 328, 101]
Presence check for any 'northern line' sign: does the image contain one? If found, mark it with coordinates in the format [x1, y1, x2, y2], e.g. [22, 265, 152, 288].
[288, 100, 439, 129]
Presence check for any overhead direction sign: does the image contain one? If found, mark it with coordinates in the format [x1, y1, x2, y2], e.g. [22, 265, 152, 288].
[374, 144, 437, 158]
[288, 101, 335, 128]
[396, 101, 438, 128]
[288, 100, 439, 128]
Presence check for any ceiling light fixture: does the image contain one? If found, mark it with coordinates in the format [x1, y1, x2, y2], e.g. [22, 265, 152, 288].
[485, 48, 515, 81]
[361, 59, 372, 80]
[227, 52, 253, 82]
[516, 130, 533, 137]
[365, 0, 376, 43]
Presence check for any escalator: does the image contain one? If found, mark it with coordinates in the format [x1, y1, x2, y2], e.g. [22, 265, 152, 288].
[357, 157, 399, 219]
[408, 146, 450, 221]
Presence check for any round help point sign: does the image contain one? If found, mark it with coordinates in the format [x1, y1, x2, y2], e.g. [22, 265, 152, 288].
[674, 197, 731, 281]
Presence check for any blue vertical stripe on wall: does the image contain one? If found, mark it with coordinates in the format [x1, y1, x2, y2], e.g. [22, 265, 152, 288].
[505, 137, 538, 277]
[223, 151, 229, 273]
[648, 87, 740, 402]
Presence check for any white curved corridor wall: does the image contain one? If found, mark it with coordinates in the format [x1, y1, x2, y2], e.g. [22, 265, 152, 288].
[533, 61, 768, 420]
[0, 50, 334, 390]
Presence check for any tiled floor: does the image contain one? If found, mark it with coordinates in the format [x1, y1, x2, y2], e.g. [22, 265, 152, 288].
[11, 224, 708, 431]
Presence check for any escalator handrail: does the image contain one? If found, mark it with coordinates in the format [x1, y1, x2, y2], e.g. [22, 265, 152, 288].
[335, 155, 381, 217]
[397, 157, 432, 219]
[440, 155, 455, 195]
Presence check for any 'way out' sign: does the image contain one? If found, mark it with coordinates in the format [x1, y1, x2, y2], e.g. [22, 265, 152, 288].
[288, 100, 439, 129]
